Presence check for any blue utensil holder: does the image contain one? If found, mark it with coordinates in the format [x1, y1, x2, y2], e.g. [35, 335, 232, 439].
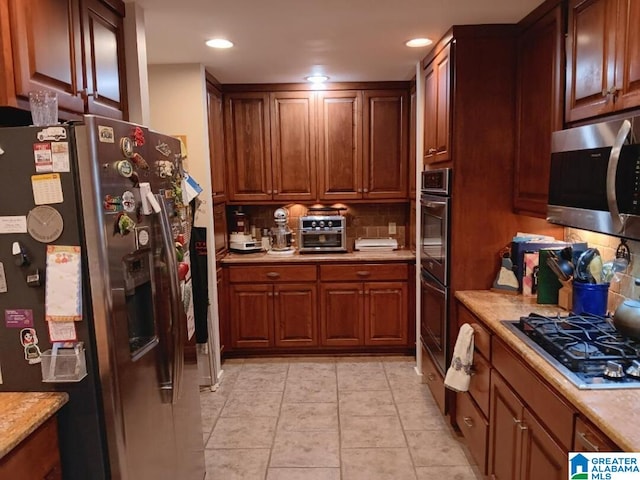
[572, 282, 609, 316]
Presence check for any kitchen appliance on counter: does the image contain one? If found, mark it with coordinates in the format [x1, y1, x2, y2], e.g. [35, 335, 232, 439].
[0, 117, 205, 479]
[354, 237, 398, 252]
[548, 114, 640, 240]
[503, 312, 640, 389]
[229, 233, 262, 253]
[269, 207, 294, 254]
[420, 168, 452, 375]
[298, 207, 347, 253]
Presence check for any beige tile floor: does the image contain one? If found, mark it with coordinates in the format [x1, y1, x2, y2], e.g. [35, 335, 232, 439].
[201, 356, 483, 480]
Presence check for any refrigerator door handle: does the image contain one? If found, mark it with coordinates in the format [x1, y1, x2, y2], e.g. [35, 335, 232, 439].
[156, 194, 184, 405]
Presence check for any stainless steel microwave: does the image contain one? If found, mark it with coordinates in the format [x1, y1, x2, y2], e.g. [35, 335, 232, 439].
[547, 115, 640, 239]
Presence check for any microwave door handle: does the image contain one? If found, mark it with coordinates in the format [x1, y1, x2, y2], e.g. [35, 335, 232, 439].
[606, 119, 632, 233]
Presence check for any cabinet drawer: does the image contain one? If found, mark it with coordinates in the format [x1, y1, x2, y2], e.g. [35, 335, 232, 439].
[229, 265, 317, 283]
[492, 337, 575, 449]
[456, 392, 488, 475]
[320, 263, 408, 282]
[573, 416, 619, 452]
[421, 342, 446, 414]
[469, 350, 490, 417]
[457, 304, 491, 360]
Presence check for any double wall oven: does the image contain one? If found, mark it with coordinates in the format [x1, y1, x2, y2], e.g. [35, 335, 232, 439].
[420, 168, 451, 375]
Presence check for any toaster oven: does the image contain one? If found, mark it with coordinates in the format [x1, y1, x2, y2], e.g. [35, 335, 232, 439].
[298, 215, 347, 253]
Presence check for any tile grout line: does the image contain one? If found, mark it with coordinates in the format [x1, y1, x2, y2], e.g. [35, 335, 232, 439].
[263, 361, 289, 480]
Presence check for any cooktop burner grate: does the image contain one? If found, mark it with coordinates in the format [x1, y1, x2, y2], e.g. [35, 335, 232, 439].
[511, 313, 640, 386]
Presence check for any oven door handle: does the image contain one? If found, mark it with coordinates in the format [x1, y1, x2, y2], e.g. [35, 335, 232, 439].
[421, 274, 445, 296]
[421, 200, 447, 209]
[606, 119, 632, 233]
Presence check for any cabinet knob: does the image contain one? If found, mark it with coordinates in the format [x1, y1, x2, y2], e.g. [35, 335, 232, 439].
[462, 416, 474, 428]
[427, 148, 437, 154]
[274, 291, 279, 296]
[356, 271, 371, 277]
[267, 189, 272, 194]
[266, 272, 280, 279]
[357, 188, 362, 193]
[427, 373, 436, 381]
[363, 188, 368, 193]
[273, 189, 278, 194]
[513, 418, 528, 431]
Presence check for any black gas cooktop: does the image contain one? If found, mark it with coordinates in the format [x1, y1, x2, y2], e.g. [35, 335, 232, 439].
[502, 313, 640, 389]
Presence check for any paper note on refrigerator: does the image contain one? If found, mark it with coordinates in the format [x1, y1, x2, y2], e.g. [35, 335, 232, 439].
[45, 246, 82, 321]
[31, 173, 64, 205]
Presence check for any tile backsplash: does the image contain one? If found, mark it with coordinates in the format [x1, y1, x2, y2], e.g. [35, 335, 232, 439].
[227, 203, 409, 251]
[565, 228, 640, 313]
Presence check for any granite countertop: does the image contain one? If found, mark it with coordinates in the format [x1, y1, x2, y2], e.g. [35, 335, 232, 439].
[0, 392, 69, 459]
[221, 249, 416, 264]
[455, 290, 639, 452]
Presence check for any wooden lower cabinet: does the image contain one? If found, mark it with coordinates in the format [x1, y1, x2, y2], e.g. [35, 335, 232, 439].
[320, 282, 364, 346]
[230, 284, 273, 348]
[488, 371, 567, 480]
[456, 392, 489, 473]
[420, 341, 446, 414]
[320, 280, 407, 346]
[230, 282, 317, 349]
[225, 262, 411, 354]
[0, 416, 62, 480]
[573, 416, 619, 452]
[274, 283, 317, 347]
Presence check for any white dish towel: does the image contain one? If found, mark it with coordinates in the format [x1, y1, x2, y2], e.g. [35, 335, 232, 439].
[444, 323, 475, 392]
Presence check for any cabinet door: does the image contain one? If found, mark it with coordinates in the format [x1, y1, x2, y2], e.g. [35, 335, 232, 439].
[514, 3, 564, 218]
[217, 267, 228, 354]
[229, 284, 273, 348]
[81, 0, 127, 119]
[208, 83, 226, 203]
[409, 86, 417, 197]
[520, 409, 568, 480]
[423, 60, 437, 163]
[565, 0, 617, 122]
[362, 90, 408, 199]
[212, 202, 228, 259]
[225, 92, 273, 202]
[614, 0, 640, 111]
[317, 90, 362, 200]
[270, 91, 317, 201]
[8, 0, 84, 113]
[433, 45, 451, 163]
[364, 281, 407, 345]
[319, 283, 364, 346]
[488, 372, 524, 480]
[274, 283, 317, 347]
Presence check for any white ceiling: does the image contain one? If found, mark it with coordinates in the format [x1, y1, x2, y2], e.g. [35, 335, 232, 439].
[129, 0, 544, 84]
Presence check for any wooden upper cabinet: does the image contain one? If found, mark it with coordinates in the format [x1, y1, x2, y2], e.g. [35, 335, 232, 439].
[80, 0, 127, 119]
[317, 90, 363, 201]
[224, 92, 273, 202]
[409, 86, 417, 196]
[424, 43, 451, 165]
[565, 0, 640, 122]
[363, 90, 408, 199]
[614, 0, 640, 111]
[4, 0, 126, 119]
[207, 82, 226, 203]
[7, 0, 84, 113]
[270, 91, 317, 202]
[514, 1, 565, 217]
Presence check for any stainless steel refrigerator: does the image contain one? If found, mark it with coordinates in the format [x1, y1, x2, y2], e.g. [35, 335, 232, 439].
[0, 116, 205, 479]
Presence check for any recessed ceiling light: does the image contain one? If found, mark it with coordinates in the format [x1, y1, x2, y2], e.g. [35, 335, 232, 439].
[305, 75, 329, 83]
[405, 38, 433, 48]
[206, 38, 234, 49]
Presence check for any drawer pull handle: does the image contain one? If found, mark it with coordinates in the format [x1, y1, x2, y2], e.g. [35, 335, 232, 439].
[463, 416, 474, 428]
[578, 432, 600, 452]
[356, 271, 371, 277]
[266, 272, 280, 279]
[513, 418, 528, 431]
[427, 373, 436, 381]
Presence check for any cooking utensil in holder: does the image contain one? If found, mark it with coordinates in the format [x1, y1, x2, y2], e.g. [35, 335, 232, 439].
[41, 342, 87, 383]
